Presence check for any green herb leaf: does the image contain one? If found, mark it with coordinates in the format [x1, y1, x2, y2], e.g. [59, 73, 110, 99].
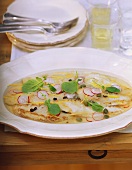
[48, 84, 56, 92]
[61, 80, 78, 94]
[36, 77, 43, 82]
[106, 86, 120, 93]
[88, 101, 104, 112]
[45, 99, 61, 115]
[22, 78, 44, 93]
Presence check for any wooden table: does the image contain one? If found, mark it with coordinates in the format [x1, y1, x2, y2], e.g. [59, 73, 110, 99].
[0, 0, 132, 166]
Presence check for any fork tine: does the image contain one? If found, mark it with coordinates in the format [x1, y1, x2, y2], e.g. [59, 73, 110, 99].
[60, 17, 79, 27]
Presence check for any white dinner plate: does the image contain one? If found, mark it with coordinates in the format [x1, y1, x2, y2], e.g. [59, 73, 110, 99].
[0, 47, 132, 139]
[6, 0, 87, 44]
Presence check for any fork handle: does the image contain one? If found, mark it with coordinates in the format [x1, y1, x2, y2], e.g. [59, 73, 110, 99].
[4, 13, 34, 19]
[4, 13, 55, 26]
[3, 19, 51, 26]
[0, 24, 44, 33]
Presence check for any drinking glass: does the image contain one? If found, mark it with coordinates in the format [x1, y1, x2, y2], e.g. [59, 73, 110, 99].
[118, 0, 132, 56]
[118, 0, 132, 13]
[87, 0, 120, 50]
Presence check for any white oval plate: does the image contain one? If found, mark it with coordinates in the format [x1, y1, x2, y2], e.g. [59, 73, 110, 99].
[0, 47, 132, 139]
[6, 0, 87, 44]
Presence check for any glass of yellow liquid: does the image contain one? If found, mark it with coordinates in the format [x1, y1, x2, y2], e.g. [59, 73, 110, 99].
[91, 24, 112, 50]
[87, 0, 120, 50]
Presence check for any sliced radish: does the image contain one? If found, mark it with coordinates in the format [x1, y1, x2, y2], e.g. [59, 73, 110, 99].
[86, 117, 94, 122]
[83, 88, 94, 97]
[37, 90, 48, 99]
[64, 93, 76, 99]
[92, 112, 104, 121]
[18, 95, 29, 104]
[54, 84, 62, 94]
[77, 77, 85, 84]
[91, 88, 102, 94]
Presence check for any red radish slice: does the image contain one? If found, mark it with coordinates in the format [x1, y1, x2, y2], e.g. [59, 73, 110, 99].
[86, 117, 94, 122]
[91, 88, 102, 94]
[83, 88, 94, 97]
[64, 93, 76, 99]
[54, 84, 62, 94]
[77, 77, 84, 84]
[37, 90, 48, 99]
[18, 95, 29, 104]
[92, 112, 104, 121]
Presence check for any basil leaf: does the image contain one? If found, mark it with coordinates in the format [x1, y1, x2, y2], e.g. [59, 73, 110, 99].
[106, 86, 120, 93]
[48, 84, 56, 92]
[88, 101, 104, 112]
[45, 99, 61, 115]
[61, 80, 78, 94]
[22, 78, 43, 93]
[92, 103, 104, 112]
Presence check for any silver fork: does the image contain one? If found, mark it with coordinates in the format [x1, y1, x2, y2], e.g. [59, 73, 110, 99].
[3, 13, 79, 28]
[0, 24, 74, 35]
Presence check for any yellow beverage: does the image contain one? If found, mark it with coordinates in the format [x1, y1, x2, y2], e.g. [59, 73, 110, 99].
[91, 6, 112, 49]
[91, 6, 111, 24]
[91, 26, 112, 49]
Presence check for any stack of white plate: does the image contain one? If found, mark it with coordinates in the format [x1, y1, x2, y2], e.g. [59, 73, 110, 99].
[6, 0, 88, 52]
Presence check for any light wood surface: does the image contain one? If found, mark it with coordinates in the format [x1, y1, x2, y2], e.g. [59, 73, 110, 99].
[0, 0, 132, 168]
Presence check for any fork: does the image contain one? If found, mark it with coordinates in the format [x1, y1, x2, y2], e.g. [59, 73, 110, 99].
[0, 24, 74, 35]
[3, 13, 79, 28]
